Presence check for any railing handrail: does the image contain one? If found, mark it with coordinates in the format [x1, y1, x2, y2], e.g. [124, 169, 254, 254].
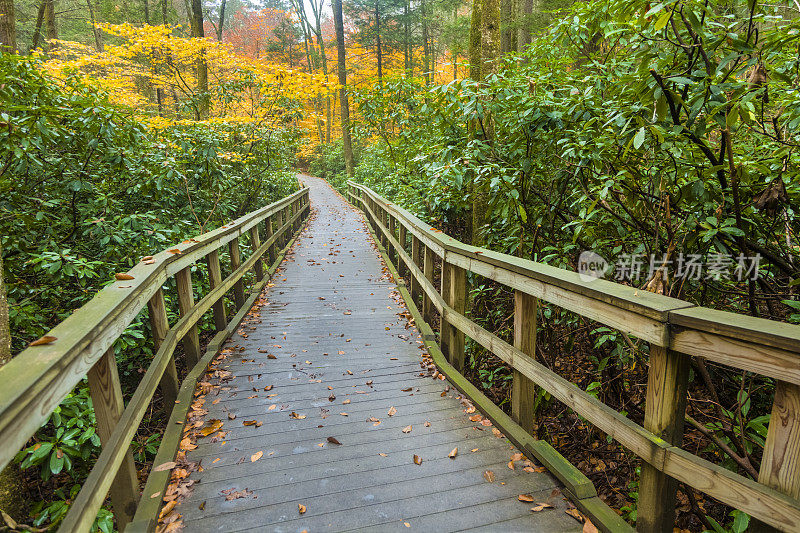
[347, 179, 800, 532]
[0, 186, 311, 531]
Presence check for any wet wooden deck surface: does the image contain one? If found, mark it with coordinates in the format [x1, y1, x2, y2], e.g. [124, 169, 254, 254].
[173, 175, 581, 532]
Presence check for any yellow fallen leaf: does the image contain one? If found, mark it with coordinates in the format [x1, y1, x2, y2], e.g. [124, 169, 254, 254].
[483, 470, 496, 483]
[402, 425, 412, 433]
[448, 447, 458, 459]
[251, 451, 263, 462]
[298, 504, 306, 514]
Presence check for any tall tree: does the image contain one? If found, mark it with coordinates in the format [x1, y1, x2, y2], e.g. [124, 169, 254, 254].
[500, 0, 515, 53]
[421, 0, 430, 85]
[516, 0, 533, 51]
[189, 0, 209, 119]
[468, 0, 481, 81]
[0, 0, 15, 52]
[217, 0, 227, 41]
[333, 0, 354, 177]
[375, 1, 383, 83]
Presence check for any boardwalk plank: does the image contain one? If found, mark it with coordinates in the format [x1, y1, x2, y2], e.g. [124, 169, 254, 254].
[173, 175, 579, 532]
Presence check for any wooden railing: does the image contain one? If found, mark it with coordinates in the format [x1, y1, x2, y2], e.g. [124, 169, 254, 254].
[0, 187, 310, 532]
[348, 180, 800, 533]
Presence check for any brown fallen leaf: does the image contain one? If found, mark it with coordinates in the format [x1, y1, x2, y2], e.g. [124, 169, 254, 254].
[298, 504, 306, 514]
[29, 335, 57, 347]
[199, 500, 206, 511]
[402, 425, 412, 433]
[243, 420, 262, 427]
[199, 419, 223, 437]
[530, 503, 554, 512]
[159, 500, 177, 519]
[328, 393, 336, 402]
[115, 273, 134, 280]
[404, 522, 410, 528]
[167, 248, 182, 254]
[327, 436, 342, 445]
[583, 519, 599, 533]
[179, 437, 197, 451]
[267, 354, 277, 359]
[141, 255, 154, 262]
[483, 470, 496, 483]
[378, 453, 388, 457]
[223, 488, 253, 501]
[518, 494, 534, 502]
[565, 508, 585, 523]
[469, 415, 482, 422]
[448, 447, 458, 459]
[507, 460, 515, 470]
[152, 461, 177, 472]
[290, 411, 306, 419]
[340, 412, 348, 416]
[264, 385, 273, 391]
[268, 404, 277, 411]
[251, 451, 263, 462]
[401, 387, 412, 392]
[413, 454, 422, 465]
[343, 399, 351, 404]
[511, 453, 523, 461]
[387, 406, 397, 417]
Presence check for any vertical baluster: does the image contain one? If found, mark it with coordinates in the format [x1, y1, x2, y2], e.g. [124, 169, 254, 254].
[86, 349, 139, 529]
[249, 225, 264, 281]
[439, 259, 451, 356]
[147, 287, 180, 406]
[423, 245, 435, 324]
[411, 236, 422, 306]
[512, 291, 537, 436]
[638, 345, 690, 533]
[228, 238, 245, 309]
[445, 262, 467, 371]
[265, 215, 276, 266]
[751, 381, 800, 532]
[175, 266, 201, 368]
[398, 225, 408, 277]
[388, 215, 397, 264]
[205, 250, 227, 331]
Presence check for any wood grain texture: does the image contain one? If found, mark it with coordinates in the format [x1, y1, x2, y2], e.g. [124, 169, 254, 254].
[87, 349, 139, 529]
[228, 238, 245, 310]
[205, 250, 227, 331]
[147, 287, 179, 407]
[175, 266, 201, 368]
[249, 226, 264, 280]
[512, 291, 537, 437]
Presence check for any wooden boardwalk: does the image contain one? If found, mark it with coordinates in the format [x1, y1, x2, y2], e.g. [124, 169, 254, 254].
[173, 175, 581, 532]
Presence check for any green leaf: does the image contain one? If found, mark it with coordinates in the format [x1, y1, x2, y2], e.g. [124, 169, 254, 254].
[654, 10, 672, 31]
[633, 127, 646, 149]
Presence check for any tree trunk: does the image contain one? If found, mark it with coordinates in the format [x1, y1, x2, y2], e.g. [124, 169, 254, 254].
[0, 0, 16, 53]
[403, 0, 409, 74]
[216, 0, 226, 41]
[45, 0, 57, 47]
[422, 0, 429, 85]
[162, 0, 167, 24]
[501, 0, 514, 54]
[375, 1, 382, 84]
[143, 0, 150, 24]
[333, 0, 354, 177]
[0, 245, 27, 522]
[190, 0, 209, 119]
[86, 0, 103, 51]
[32, 1, 45, 50]
[469, 0, 482, 82]
[517, 0, 533, 51]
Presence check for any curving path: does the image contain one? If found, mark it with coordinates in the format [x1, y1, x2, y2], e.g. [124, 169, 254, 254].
[172, 175, 580, 532]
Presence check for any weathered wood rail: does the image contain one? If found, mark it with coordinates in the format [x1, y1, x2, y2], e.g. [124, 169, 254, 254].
[348, 180, 800, 533]
[0, 186, 310, 532]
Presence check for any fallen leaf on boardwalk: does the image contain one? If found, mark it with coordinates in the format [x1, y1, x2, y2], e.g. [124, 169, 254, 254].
[402, 425, 412, 433]
[518, 494, 534, 502]
[387, 406, 397, 417]
[159, 500, 177, 519]
[243, 420, 262, 427]
[264, 385, 273, 391]
[491, 428, 503, 437]
[480, 419, 493, 427]
[153, 461, 177, 472]
[212, 458, 221, 464]
[290, 411, 306, 419]
[115, 273, 135, 280]
[343, 399, 351, 404]
[268, 404, 276, 410]
[448, 447, 458, 459]
[413, 455, 422, 465]
[199, 501, 206, 511]
[179, 437, 197, 451]
[346, 370, 353, 375]
[29, 335, 57, 346]
[404, 522, 410, 528]
[533, 466, 547, 473]
[465, 406, 476, 414]
[338, 351, 345, 355]
[469, 415, 482, 422]
[471, 448, 479, 452]
[223, 488, 253, 501]
[228, 413, 236, 420]
[251, 451, 263, 462]
[366, 380, 373, 386]
[530, 503, 554, 512]
[298, 504, 306, 514]
[328, 393, 336, 402]
[582, 519, 599, 533]
[267, 354, 277, 359]
[327, 436, 342, 445]
[523, 466, 535, 473]
[483, 470, 496, 483]
[401, 387, 412, 392]
[508, 461, 515, 470]
[512, 453, 523, 461]
[379, 453, 388, 457]
[565, 508, 585, 523]
[200, 419, 223, 436]
[424, 421, 431, 427]
[340, 412, 348, 416]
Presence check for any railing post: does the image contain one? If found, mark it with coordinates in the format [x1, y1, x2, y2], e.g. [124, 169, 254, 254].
[445, 262, 467, 372]
[265, 216, 276, 266]
[249, 225, 265, 281]
[388, 215, 397, 263]
[205, 250, 227, 331]
[228, 238, 245, 309]
[379, 208, 388, 247]
[175, 266, 201, 368]
[512, 291, 537, 437]
[751, 380, 800, 532]
[147, 287, 179, 407]
[398, 225, 408, 278]
[411, 236, 422, 306]
[86, 348, 139, 529]
[423, 245, 435, 324]
[638, 345, 690, 533]
[439, 259, 452, 356]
